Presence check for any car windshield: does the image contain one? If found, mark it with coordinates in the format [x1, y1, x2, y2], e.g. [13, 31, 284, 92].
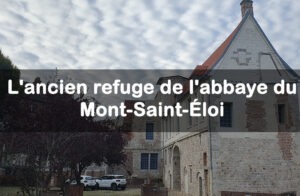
[116, 175, 125, 179]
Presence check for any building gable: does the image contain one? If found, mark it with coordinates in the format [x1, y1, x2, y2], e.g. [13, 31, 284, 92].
[216, 14, 292, 71]
[192, 11, 297, 80]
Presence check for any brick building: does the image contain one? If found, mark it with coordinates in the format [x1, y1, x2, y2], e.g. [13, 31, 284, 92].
[158, 1, 300, 196]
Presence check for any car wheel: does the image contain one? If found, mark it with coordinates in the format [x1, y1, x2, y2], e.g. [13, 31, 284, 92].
[111, 183, 117, 191]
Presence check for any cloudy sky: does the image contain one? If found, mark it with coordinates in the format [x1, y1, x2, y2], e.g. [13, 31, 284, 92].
[0, 0, 299, 69]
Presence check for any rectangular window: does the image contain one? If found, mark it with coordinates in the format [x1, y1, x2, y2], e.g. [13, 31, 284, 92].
[203, 152, 207, 167]
[146, 123, 154, 140]
[278, 104, 285, 124]
[150, 153, 158, 170]
[141, 153, 149, 170]
[188, 98, 192, 126]
[140, 153, 158, 170]
[220, 102, 232, 127]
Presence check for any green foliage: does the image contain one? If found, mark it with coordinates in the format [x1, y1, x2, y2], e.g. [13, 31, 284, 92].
[0, 50, 20, 101]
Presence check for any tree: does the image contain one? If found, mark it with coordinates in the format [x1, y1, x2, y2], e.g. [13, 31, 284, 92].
[0, 50, 20, 102]
[0, 76, 127, 195]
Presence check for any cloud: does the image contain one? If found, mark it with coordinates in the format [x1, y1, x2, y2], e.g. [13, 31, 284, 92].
[0, 0, 299, 69]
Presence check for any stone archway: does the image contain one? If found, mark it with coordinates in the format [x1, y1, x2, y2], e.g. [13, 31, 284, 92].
[173, 146, 181, 191]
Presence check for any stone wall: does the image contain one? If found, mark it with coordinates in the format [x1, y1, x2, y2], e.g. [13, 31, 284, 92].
[159, 10, 300, 196]
[121, 100, 162, 179]
[162, 131, 210, 196]
[211, 133, 300, 196]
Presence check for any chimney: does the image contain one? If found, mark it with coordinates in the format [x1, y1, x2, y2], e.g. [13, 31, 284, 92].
[240, 0, 253, 17]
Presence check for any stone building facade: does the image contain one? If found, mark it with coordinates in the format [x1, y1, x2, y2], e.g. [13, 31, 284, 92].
[158, 1, 300, 196]
[117, 100, 162, 180]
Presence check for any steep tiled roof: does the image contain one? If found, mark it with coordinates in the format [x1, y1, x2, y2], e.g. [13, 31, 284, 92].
[202, 23, 241, 69]
[177, 11, 298, 100]
[180, 13, 246, 97]
[191, 11, 298, 77]
[191, 18, 243, 77]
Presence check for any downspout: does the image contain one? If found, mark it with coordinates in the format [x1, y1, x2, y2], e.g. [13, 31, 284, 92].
[161, 117, 165, 184]
[208, 83, 214, 196]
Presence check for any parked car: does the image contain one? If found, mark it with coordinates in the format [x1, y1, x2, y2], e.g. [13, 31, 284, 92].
[66, 175, 97, 189]
[80, 175, 97, 189]
[95, 175, 127, 190]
